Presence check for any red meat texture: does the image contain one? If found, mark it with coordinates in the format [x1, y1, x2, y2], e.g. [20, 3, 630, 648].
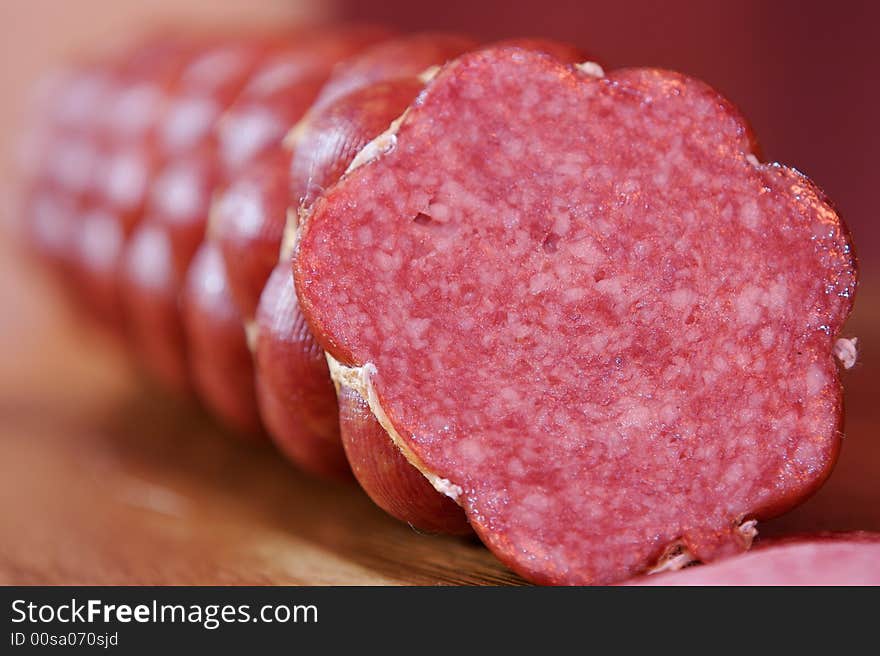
[295, 47, 857, 585]
[240, 37, 479, 480]
[182, 241, 264, 437]
[628, 533, 880, 585]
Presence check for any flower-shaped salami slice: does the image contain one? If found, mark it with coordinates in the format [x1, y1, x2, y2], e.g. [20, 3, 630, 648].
[295, 47, 857, 585]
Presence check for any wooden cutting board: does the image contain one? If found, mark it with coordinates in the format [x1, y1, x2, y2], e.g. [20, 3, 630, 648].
[1, 233, 877, 585]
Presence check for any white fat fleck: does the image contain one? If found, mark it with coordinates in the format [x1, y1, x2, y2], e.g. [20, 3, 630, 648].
[562, 287, 587, 302]
[187, 49, 247, 88]
[374, 250, 403, 271]
[653, 169, 670, 186]
[426, 201, 451, 222]
[622, 404, 651, 429]
[325, 355, 464, 503]
[127, 226, 171, 290]
[567, 239, 604, 263]
[793, 439, 819, 468]
[407, 317, 431, 340]
[595, 276, 623, 296]
[669, 287, 696, 310]
[60, 73, 109, 127]
[356, 225, 374, 245]
[734, 285, 763, 325]
[418, 65, 441, 83]
[745, 153, 761, 167]
[52, 137, 95, 192]
[80, 210, 121, 271]
[529, 271, 555, 293]
[210, 181, 261, 240]
[345, 109, 410, 174]
[162, 97, 218, 151]
[552, 213, 571, 235]
[199, 258, 226, 299]
[805, 362, 826, 396]
[658, 403, 679, 424]
[154, 166, 202, 221]
[248, 59, 304, 95]
[110, 83, 162, 136]
[590, 333, 609, 352]
[31, 195, 68, 250]
[767, 280, 788, 310]
[712, 354, 728, 372]
[220, 108, 283, 170]
[758, 326, 775, 349]
[740, 199, 761, 230]
[575, 61, 605, 78]
[832, 337, 858, 369]
[105, 150, 147, 206]
[507, 457, 525, 478]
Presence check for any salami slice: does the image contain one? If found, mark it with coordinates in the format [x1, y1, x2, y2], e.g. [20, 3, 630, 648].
[182, 242, 264, 435]
[308, 32, 479, 113]
[250, 79, 426, 480]
[294, 47, 857, 584]
[216, 33, 478, 323]
[628, 533, 880, 585]
[19, 65, 75, 191]
[74, 37, 194, 328]
[121, 221, 191, 393]
[26, 60, 118, 278]
[216, 26, 392, 179]
[85, 36, 194, 231]
[155, 37, 270, 156]
[178, 29, 391, 431]
[212, 33, 477, 476]
[121, 148, 219, 391]
[253, 263, 352, 479]
[253, 39, 588, 522]
[119, 37, 276, 391]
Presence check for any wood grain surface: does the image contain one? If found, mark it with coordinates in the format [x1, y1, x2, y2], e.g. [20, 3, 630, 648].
[0, 232, 877, 585]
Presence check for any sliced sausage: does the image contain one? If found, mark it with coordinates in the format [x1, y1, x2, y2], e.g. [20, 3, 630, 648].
[294, 47, 857, 584]
[628, 533, 880, 585]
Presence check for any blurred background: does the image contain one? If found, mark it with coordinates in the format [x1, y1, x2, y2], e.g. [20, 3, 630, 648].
[0, 1, 876, 583]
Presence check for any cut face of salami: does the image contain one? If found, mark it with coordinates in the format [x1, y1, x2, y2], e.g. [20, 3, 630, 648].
[628, 533, 880, 585]
[295, 48, 857, 584]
